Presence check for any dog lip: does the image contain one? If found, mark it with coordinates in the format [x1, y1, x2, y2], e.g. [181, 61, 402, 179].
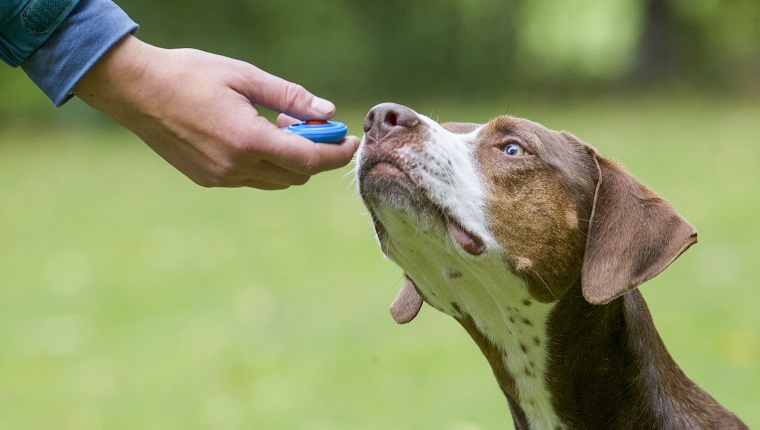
[358, 155, 415, 186]
[367, 161, 405, 177]
[360, 154, 485, 257]
[445, 214, 486, 256]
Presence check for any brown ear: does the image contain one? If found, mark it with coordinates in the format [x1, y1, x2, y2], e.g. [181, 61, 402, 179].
[581, 153, 698, 305]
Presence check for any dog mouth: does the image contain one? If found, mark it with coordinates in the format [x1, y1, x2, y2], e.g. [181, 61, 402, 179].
[360, 157, 486, 257]
[445, 216, 486, 256]
[360, 158, 411, 184]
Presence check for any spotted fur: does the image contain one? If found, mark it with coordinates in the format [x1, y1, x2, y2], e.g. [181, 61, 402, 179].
[357, 103, 746, 430]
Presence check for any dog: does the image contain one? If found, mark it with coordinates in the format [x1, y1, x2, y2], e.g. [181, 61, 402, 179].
[356, 103, 747, 430]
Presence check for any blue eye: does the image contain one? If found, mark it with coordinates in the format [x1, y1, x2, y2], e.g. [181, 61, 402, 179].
[502, 143, 526, 157]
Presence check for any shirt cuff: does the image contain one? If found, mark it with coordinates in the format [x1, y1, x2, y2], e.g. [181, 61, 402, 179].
[0, 0, 81, 67]
[20, 0, 138, 106]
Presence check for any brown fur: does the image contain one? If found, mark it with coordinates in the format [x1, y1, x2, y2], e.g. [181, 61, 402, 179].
[359, 103, 747, 429]
[580, 148, 698, 304]
[472, 119, 596, 302]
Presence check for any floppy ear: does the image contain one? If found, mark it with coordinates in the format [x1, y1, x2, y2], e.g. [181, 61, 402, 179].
[581, 153, 698, 305]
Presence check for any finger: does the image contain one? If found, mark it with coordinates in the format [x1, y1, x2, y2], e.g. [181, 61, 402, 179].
[242, 179, 291, 191]
[237, 66, 335, 120]
[276, 113, 300, 128]
[246, 160, 311, 186]
[262, 132, 361, 175]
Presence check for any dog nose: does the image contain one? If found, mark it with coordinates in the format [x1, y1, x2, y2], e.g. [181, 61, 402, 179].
[364, 103, 420, 139]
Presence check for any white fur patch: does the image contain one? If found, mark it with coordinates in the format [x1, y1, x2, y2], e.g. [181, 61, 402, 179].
[516, 256, 534, 271]
[566, 209, 579, 229]
[378, 213, 562, 429]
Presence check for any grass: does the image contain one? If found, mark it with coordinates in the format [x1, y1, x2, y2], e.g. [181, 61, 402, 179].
[1, 93, 758, 429]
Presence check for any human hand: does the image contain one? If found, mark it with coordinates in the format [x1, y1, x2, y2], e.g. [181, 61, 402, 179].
[73, 35, 360, 189]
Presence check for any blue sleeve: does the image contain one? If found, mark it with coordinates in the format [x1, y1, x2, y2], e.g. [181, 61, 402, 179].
[0, 0, 81, 67]
[19, 0, 138, 106]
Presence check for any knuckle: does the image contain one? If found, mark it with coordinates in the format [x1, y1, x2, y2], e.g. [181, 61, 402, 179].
[185, 169, 224, 188]
[293, 174, 311, 186]
[214, 161, 240, 181]
[282, 82, 306, 111]
[195, 160, 240, 188]
[192, 175, 220, 188]
[300, 156, 322, 175]
[227, 133, 251, 153]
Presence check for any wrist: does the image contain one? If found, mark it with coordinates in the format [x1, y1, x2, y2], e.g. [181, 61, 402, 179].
[73, 34, 159, 121]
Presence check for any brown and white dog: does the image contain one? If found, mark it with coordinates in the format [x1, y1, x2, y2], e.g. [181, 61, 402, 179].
[356, 103, 746, 430]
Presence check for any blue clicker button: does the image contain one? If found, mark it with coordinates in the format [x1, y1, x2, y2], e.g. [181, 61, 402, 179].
[282, 120, 348, 143]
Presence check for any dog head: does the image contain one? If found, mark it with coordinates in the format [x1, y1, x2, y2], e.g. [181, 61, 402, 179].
[357, 103, 697, 322]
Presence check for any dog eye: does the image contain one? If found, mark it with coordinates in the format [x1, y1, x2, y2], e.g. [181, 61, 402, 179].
[502, 143, 527, 157]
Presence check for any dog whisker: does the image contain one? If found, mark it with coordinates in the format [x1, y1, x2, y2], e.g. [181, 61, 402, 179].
[530, 267, 558, 302]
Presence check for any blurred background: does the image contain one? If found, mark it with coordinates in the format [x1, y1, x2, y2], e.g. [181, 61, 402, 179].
[1, 0, 759, 429]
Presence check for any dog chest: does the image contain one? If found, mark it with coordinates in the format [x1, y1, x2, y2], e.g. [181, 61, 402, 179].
[380, 220, 565, 428]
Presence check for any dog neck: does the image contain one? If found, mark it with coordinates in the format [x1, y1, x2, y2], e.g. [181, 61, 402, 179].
[386, 230, 567, 428]
[373, 201, 741, 430]
[451, 278, 739, 430]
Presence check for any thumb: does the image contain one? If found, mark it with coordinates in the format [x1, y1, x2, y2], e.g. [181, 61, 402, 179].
[238, 65, 335, 120]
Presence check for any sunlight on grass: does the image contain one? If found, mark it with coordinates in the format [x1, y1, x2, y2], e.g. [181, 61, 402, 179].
[1, 93, 758, 429]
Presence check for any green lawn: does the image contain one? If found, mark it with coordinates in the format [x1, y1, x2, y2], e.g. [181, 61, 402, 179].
[1, 93, 758, 429]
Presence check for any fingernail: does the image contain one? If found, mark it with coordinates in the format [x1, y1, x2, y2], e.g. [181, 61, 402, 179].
[311, 97, 335, 116]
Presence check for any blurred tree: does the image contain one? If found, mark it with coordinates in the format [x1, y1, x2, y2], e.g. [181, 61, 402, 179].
[1, 0, 758, 124]
[631, 0, 760, 89]
[515, 0, 644, 81]
[341, 0, 520, 100]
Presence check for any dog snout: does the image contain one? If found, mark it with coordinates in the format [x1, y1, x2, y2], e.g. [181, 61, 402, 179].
[363, 103, 420, 141]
